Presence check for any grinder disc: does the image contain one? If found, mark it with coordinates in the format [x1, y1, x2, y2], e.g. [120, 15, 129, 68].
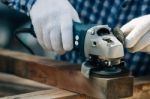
[91, 62, 129, 78]
[81, 59, 129, 78]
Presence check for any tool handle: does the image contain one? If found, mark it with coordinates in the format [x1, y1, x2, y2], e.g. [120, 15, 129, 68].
[73, 22, 95, 56]
[15, 22, 95, 55]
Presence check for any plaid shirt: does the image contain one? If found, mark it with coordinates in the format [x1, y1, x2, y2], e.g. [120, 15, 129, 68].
[2, 0, 36, 15]
[3, 0, 150, 76]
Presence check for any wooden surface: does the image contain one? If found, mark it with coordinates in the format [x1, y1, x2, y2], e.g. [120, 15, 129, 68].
[1, 90, 83, 99]
[0, 49, 133, 99]
[0, 48, 149, 99]
[0, 73, 85, 99]
[0, 72, 49, 97]
[125, 76, 150, 99]
[0, 73, 149, 99]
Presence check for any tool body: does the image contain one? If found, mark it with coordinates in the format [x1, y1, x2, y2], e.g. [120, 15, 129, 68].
[73, 22, 129, 78]
[15, 22, 129, 78]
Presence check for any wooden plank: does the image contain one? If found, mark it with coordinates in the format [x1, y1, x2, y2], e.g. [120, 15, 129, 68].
[0, 73, 85, 99]
[0, 72, 50, 89]
[0, 49, 133, 99]
[0, 73, 49, 97]
[1, 89, 84, 99]
[0, 73, 149, 99]
[0, 74, 148, 99]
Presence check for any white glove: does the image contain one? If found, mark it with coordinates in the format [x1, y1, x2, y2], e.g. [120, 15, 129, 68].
[30, 0, 80, 54]
[121, 15, 150, 53]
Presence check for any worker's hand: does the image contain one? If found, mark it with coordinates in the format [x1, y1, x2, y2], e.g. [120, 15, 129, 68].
[30, 0, 80, 54]
[121, 15, 150, 53]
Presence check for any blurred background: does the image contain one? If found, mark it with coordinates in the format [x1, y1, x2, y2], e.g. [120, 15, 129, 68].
[0, 2, 56, 59]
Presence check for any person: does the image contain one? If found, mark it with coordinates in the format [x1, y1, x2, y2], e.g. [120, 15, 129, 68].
[2, 0, 150, 76]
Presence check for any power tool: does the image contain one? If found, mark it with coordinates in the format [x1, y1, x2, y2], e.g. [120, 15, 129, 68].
[73, 22, 128, 78]
[15, 22, 129, 78]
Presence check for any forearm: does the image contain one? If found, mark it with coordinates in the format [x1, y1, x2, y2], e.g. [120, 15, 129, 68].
[0, 0, 36, 15]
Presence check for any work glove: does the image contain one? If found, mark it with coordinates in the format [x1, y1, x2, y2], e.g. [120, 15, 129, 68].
[30, 0, 80, 54]
[121, 15, 150, 53]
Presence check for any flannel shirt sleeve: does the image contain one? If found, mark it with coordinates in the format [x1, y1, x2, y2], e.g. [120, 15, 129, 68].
[1, 0, 36, 15]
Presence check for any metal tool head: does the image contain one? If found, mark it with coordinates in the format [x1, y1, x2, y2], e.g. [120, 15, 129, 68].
[81, 25, 129, 78]
[84, 25, 124, 64]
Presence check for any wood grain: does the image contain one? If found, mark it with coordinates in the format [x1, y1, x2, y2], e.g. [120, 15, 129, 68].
[0, 73, 85, 99]
[1, 89, 83, 99]
[0, 73, 149, 99]
[0, 49, 133, 99]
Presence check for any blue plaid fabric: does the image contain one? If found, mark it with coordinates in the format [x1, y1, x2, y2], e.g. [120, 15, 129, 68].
[6, 0, 36, 15]
[5, 0, 150, 76]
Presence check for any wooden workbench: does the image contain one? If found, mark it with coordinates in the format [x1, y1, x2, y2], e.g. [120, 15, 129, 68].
[0, 49, 149, 99]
